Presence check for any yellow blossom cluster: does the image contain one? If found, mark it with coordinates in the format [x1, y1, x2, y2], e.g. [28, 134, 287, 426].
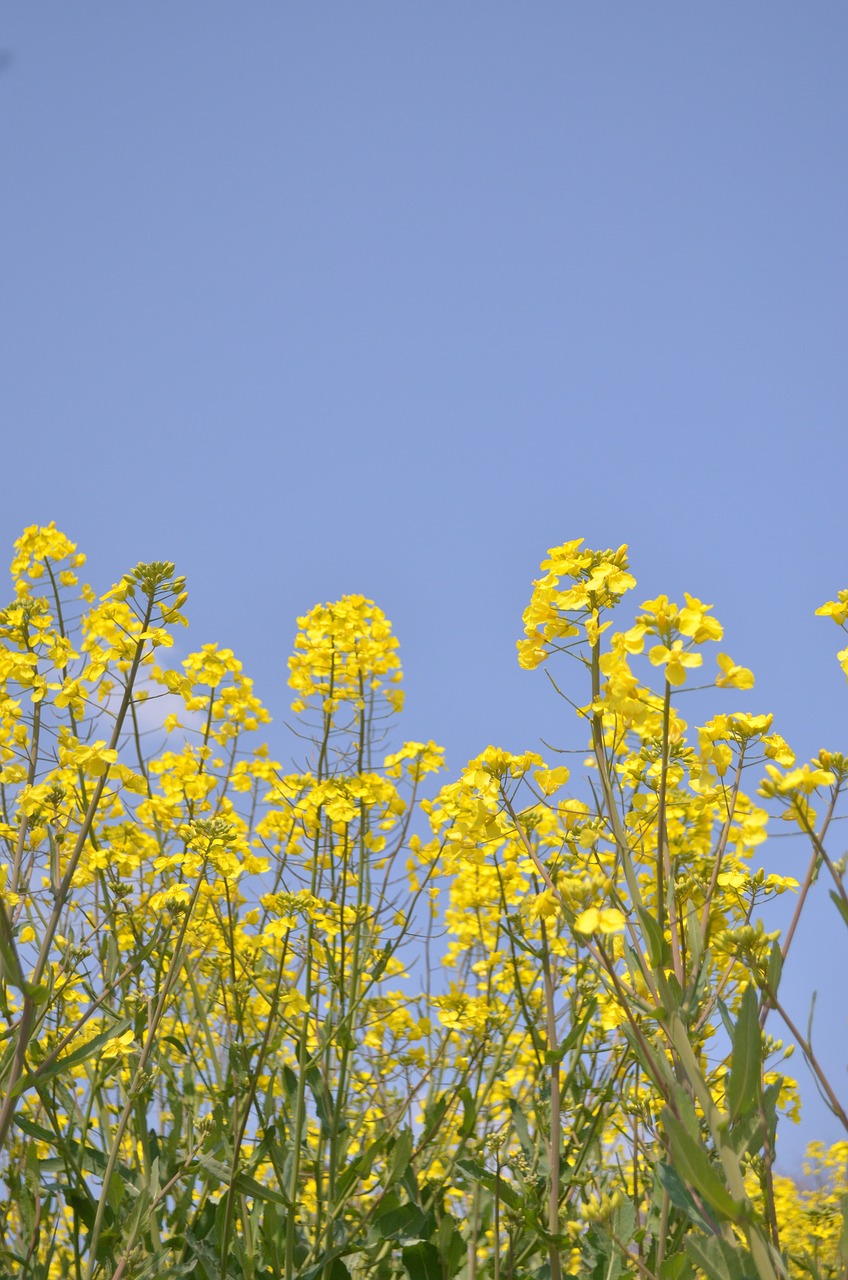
[0, 525, 845, 1280]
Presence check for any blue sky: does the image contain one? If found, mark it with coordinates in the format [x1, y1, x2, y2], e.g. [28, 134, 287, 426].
[2, 5, 846, 1170]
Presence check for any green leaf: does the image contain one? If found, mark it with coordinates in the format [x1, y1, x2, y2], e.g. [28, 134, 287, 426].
[336, 1133, 388, 1201]
[15, 1017, 134, 1095]
[664, 970, 685, 1013]
[384, 1128, 414, 1189]
[611, 1197, 637, 1255]
[281, 1063, 298, 1099]
[232, 1169, 291, 1209]
[306, 1064, 345, 1138]
[685, 901, 704, 975]
[401, 1240, 443, 1280]
[684, 1233, 756, 1280]
[717, 998, 735, 1041]
[300, 1248, 352, 1280]
[671, 1083, 701, 1143]
[726, 985, 762, 1123]
[659, 1253, 695, 1280]
[435, 1211, 466, 1271]
[373, 1202, 432, 1244]
[560, 997, 598, 1056]
[656, 1162, 714, 1234]
[829, 889, 848, 928]
[662, 1110, 741, 1223]
[636, 906, 667, 968]
[508, 1099, 536, 1161]
[458, 1085, 476, 1139]
[766, 941, 783, 997]
[622, 1027, 676, 1092]
[14, 1114, 136, 1183]
[726, 1079, 780, 1158]
[422, 1092, 450, 1137]
[456, 1157, 522, 1210]
[401, 1160, 420, 1204]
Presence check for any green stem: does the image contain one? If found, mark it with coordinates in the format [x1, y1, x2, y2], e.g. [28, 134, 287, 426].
[539, 918, 562, 1280]
[86, 861, 208, 1277]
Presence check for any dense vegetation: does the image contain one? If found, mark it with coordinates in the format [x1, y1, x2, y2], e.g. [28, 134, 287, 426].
[0, 524, 845, 1280]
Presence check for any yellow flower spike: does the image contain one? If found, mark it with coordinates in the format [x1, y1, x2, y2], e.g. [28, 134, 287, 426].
[518, 540, 634, 668]
[11, 522, 84, 588]
[288, 595, 402, 714]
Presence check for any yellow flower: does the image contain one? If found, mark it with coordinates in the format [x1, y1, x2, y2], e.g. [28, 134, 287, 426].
[715, 652, 755, 689]
[100, 1028, 136, 1062]
[815, 591, 848, 625]
[288, 595, 402, 714]
[518, 541, 633, 668]
[533, 765, 570, 796]
[678, 593, 724, 643]
[649, 640, 702, 685]
[574, 906, 625, 935]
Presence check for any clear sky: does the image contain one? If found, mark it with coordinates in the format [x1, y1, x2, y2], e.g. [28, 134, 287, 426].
[2, 5, 846, 1170]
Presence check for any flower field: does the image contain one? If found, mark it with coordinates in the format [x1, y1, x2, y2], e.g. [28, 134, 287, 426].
[0, 524, 846, 1280]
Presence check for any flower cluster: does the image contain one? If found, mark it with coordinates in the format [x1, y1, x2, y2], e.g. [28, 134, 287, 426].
[0, 526, 844, 1280]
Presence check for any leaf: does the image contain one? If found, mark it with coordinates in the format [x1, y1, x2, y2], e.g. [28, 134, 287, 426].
[559, 997, 598, 1058]
[622, 1026, 676, 1093]
[659, 1253, 695, 1280]
[656, 1162, 714, 1234]
[766, 941, 783, 997]
[373, 1202, 432, 1244]
[435, 1211, 466, 1271]
[456, 1157, 522, 1211]
[384, 1128, 414, 1189]
[299, 1246, 352, 1280]
[717, 998, 735, 1041]
[671, 1083, 701, 1143]
[685, 901, 704, 975]
[13, 1114, 136, 1183]
[401, 1240, 443, 1280]
[232, 1169, 291, 1208]
[726, 1079, 780, 1159]
[726, 985, 762, 1122]
[458, 1085, 476, 1139]
[684, 1233, 756, 1280]
[662, 1110, 741, 1223]
[508, 1099, 536, 1161]
[829, 889, 848, 928]
[422, 1092, 450, 1137]
[636, 906, 667, 968]
[336, 1133, 388, 1201]
[306, 1064, 345, 1138]
[15, 1017, 134, 1095]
